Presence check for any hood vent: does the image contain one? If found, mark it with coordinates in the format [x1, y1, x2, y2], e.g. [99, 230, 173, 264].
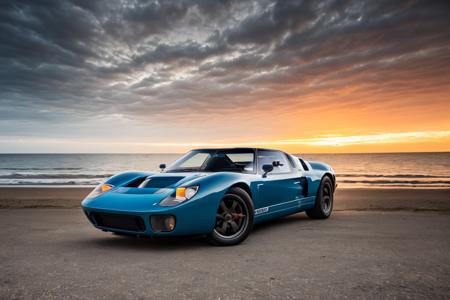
[138, 176, 184, 188]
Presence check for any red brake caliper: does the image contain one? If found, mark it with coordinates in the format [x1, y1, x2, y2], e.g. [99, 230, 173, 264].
[231, 213, 245, 220]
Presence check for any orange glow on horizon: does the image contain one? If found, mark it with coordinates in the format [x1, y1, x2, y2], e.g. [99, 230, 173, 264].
[1, 130, 449, 153]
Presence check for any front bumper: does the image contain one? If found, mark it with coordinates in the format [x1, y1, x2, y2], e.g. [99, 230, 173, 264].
[81, 193, 219, 237]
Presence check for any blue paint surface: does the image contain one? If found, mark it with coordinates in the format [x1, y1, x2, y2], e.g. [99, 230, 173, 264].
[81, 149, 336, 237]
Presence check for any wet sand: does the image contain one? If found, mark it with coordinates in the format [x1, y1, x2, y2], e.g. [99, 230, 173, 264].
[0, 187, 449, 211]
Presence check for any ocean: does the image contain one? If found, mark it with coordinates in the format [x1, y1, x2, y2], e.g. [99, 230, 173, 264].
[0, 153, 449, 188]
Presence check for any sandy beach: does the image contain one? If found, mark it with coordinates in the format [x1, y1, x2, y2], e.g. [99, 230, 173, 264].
[1, 187, 449, 211]
[0, 188, 449, 298]
[0, 209, 448, 299]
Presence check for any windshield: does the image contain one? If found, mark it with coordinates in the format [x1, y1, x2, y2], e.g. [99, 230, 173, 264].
[165, 149, 255, 173]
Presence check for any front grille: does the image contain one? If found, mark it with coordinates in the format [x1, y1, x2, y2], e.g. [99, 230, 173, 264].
[91, 212, 146, 232]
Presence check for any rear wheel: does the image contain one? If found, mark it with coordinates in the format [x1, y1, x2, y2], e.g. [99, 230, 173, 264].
[306, 176, 334, 219]
[208, 187, 254, 246]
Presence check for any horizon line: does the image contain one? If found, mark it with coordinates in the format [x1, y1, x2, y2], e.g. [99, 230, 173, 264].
[1, 151, 449, 155]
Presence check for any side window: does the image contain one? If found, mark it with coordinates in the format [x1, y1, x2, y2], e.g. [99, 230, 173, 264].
[298, 158, 309, 171]
[258, 150, 291, 174]
[225, 153, 255, 173]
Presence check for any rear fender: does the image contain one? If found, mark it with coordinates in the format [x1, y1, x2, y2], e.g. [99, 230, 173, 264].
[305, 161, 336, 197]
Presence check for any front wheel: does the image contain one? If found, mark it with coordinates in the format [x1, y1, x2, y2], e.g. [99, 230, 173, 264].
[208, 187, 254, 246]
[306, 176, 334, 219]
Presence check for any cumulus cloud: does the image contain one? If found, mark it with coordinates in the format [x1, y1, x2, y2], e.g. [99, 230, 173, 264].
[1, 0, 449, 148]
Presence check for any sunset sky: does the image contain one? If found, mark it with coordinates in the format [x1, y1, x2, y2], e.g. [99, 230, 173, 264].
[1, 0, 449, 153]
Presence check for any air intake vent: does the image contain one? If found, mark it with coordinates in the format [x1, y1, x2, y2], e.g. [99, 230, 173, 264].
[91, 212, 146, 232]
[139, 177, 184, 188]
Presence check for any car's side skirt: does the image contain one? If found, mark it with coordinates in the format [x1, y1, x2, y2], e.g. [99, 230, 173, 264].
[253, 196, 315, 223]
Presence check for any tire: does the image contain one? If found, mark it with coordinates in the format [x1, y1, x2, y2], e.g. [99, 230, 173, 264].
[306, 176, 334, 219]
[208, 187, 254, 246]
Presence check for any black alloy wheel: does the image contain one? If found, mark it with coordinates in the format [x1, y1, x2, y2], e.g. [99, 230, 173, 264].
[306, 176, 334, 219]
[208, 187, 254, 246]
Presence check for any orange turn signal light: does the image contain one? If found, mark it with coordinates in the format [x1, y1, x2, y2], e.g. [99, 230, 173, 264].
[176, 187, 186, 200]
[101, 184, 113, 193]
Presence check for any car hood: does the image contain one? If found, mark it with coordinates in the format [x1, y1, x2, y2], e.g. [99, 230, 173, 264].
[82, 172, 208, 211]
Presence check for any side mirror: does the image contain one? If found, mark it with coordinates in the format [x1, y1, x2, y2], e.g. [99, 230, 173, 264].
[159, 163, 166, 172]
[262, 164, 274, 178]
[272, 160, 283, 167]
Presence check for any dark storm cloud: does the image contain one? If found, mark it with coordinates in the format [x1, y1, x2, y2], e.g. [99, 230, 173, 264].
[1, 0, 450, 134]
[223, 0, 316, 45]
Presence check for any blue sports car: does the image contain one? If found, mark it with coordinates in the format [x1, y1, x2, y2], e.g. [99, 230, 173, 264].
[82, 148, 336, 245]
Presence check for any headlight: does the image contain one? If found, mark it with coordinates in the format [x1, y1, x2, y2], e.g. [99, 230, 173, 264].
[160, 186, 199, 206]
[86, 183, 114, 199]
[176, 186, 199, 201]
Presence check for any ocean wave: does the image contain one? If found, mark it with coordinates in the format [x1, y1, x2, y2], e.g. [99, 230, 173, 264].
[0, 181, 97, 186]
[0, 173, 113, 179]
[339, 179, 450, 185]
[338, 174, 450, 178]
[0, 167, 82, 171]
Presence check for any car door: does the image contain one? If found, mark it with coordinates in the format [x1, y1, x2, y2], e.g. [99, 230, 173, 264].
[256, 150, 304, 213]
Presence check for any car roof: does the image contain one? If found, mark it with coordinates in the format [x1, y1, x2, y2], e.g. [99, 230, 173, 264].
[191, 147, 284, 152]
